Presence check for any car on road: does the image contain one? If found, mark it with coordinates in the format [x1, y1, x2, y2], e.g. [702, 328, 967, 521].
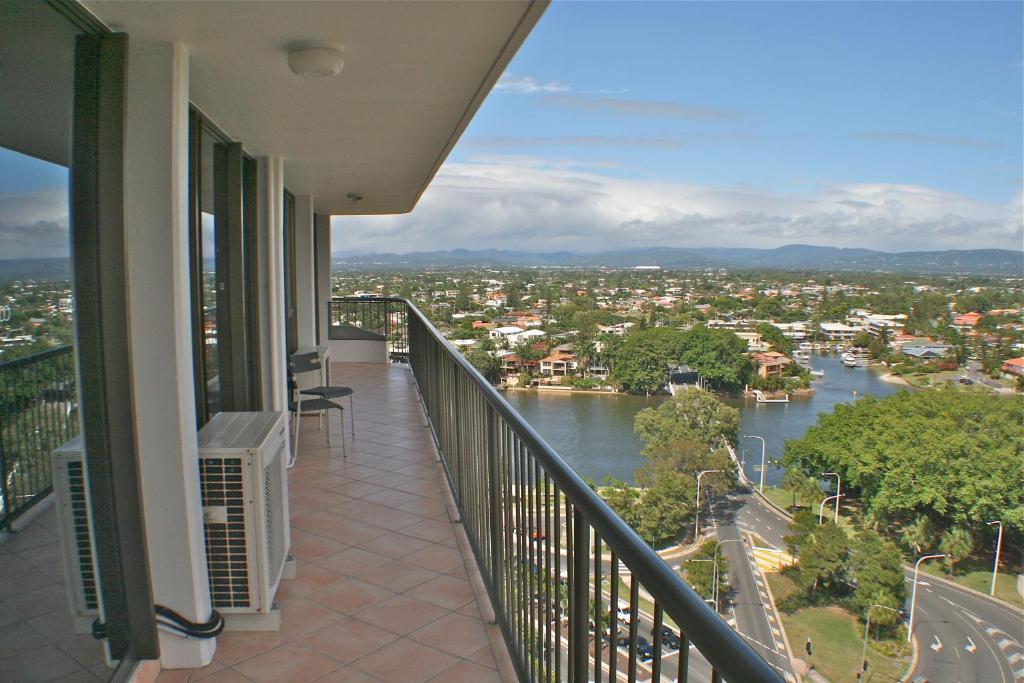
[615, 605, 633, 624]
[659, 627, 681, 650]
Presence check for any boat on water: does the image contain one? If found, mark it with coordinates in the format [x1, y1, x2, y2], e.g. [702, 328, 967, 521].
[810, 369, 825, 377]
[842, 348, 870, 367]
[798, 342, 813, 351]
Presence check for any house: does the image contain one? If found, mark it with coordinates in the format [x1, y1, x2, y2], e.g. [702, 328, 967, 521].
[901, 343, 952, 360]
[735, 331, 768, 351]
[539, 352, 578, 378]
[1001, 357, 1024, 377]
[471, 320, 495, 330]
[489, 325, 524, 341]
[954, 311, 983, 327]
[753, 351, 792, 378]
[819, 322, 862, 341]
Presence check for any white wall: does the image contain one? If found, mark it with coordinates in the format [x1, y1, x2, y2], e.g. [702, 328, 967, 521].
[123, 41, 215, 668]
[258, 157, 287, 412]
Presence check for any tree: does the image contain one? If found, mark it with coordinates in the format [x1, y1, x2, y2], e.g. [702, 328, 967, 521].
[899, 515, 935, 555]
[848, 529, 906, 620]
[682, 540, 730, 601]
[756, 322, 795, 355]
[466, 347, 498, 382]
[634, 389, 741, 450]
[782, 388, 1024, 547]
[677, 326, 754, 392]
[783, 509, 819, 559]
[795, 522, 850, 595]
[939, 526, 973, 575]
[781, 468, 822, 510]
[599, 475, 693, 549]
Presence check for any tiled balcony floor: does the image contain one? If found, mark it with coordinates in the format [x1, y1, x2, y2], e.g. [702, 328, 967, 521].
[157, 362, 512, 683]
[0, 505, 110, 682]
[0, 362, 512, 683]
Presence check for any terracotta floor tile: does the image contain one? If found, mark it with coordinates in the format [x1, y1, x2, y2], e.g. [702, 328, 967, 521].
[301, 616, 398, 664]
[0, 620, 48, 661]
[355, 595, 450, 636]
[467, 643, 498, 669]
[289, 535, 348, 562]
[350, 638, 459, 683]
[317, 547, 392, 577]
[310, 578, 394, 615]
[399, 519, 455, 544]
[426, 659, 503, 683]
[402, 544, 465, 573]
[351, 559, 440, 593]
[0, 644, 87, 681]
[277, 598, 345, 642]
[193, 670, 252, 683]
[212, 630, 287, 667]
[275, 563, 343, 603]
[409, 611, 491, 658]
[233, 642, 341, 683]
[405, 574, 476, 611]
[310, 666, 385, 683]
[354, 532, 432, 560]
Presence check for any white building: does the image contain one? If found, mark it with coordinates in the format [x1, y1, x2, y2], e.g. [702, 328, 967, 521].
[819, 322, 863, 341]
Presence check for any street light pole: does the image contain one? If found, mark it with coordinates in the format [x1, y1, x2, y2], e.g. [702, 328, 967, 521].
[818, 494, 844, 524]
[988, 520, 1003, 596]
[860, 604, 901, 677]
[712, 539, 742, 612]
[823, 472, 841, 522]
[694, 469, 723, 541]
[908, 554, 945, 642]
[744, 435, 767, 493]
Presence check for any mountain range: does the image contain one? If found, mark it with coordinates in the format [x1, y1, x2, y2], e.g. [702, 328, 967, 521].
[334, 244, 1023, 275]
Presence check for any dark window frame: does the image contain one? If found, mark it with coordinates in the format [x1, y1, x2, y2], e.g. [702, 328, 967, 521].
[188, 111, 262, 424]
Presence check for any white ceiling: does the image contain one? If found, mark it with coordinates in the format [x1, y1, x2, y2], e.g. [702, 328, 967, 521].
[84, 0, 546, 215]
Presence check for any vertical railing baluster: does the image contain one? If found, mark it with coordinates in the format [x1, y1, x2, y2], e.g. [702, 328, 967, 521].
[571, 508, 588, 683]
[594, 535, 603, 683]
[609, 551, 619, 681]
[652, 602, 664, 680]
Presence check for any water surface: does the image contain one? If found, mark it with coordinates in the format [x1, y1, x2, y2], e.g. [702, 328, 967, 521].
[504, 352, 904, 486]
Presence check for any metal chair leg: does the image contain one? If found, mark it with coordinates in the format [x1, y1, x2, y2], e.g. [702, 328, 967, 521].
[350, 395, 356, 436]
[340, 408, 347, 458]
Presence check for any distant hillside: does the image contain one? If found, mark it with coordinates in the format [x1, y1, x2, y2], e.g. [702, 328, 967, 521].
[334, 245, 1023, 275]
[0, 257, 71, 282]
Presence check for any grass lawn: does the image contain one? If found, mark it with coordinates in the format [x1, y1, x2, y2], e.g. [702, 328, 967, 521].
[761, 486, 806, 514]
[766, 574, 909, 683]
[920, 558, 1023, 609]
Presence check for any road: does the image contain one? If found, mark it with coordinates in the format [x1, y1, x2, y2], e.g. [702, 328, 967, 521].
[725, 486, 1024, 683]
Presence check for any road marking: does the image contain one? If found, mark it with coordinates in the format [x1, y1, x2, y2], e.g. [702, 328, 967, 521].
[772, 627, 782, 637]
[964, 637, 975, 653]
[931, 635, 943, 653]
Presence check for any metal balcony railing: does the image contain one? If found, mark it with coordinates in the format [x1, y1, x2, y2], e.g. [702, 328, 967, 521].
[0, 345, 79, 528]
[328, 296, 409, 360]
[331, 297, 781, 682]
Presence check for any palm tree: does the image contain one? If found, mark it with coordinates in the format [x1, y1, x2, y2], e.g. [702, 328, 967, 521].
[939, 526, 973, 575]
[899, 515, 934, 555]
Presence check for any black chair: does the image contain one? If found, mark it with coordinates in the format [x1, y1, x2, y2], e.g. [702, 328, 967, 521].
[288, 351, 353, 462]
[290, 351, 356, 436]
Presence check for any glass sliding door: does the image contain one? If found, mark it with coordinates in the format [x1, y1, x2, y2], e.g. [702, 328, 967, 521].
[189, 112, 261, 425]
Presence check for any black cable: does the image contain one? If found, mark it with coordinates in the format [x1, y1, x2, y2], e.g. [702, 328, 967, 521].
[154, 605, 225, 639]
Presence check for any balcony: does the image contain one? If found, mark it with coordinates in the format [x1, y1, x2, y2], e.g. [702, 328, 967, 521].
[0, 299, 781, 682]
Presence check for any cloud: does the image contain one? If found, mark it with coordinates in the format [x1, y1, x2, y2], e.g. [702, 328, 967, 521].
[0, 189, 69, 258]
[493, 73, 731, 119]
[857, 131, 1005, 150]
[543, 93, 734, 120]
[494, 74, 570, 94]
[464, 135, 684, 149]
[332, 158, 1022, 255]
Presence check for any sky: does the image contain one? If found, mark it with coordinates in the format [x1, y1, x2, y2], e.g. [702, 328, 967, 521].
[1, 2, 1021, 259]
[334, 1, 1023, 255]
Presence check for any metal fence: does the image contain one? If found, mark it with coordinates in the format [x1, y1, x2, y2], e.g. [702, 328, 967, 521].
[0, 345, 79, 528]
[328, 297, 409, 360]
[395, 299, 781, 683]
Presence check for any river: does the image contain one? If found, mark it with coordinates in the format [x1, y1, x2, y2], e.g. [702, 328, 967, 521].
[503, 352, 904, 486]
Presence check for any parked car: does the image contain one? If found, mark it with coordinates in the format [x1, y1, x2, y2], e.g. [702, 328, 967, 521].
[615, 605, 633, 623]
[660, 627, 681, 650]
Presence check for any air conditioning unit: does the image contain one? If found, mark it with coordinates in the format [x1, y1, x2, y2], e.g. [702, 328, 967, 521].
[198, 411, 293, 631]
[51, 436, 100, 635]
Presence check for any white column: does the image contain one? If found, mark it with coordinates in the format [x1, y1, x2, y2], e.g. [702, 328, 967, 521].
[257, 157, 288, 412]
[123, 41, 215, 668]
[294, 195, 316, 348]
[315, 214, 332, 344]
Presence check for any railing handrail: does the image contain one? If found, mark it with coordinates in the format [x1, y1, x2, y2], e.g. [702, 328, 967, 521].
[0, 344, 74, 371]
[364, 296, 782, 682]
